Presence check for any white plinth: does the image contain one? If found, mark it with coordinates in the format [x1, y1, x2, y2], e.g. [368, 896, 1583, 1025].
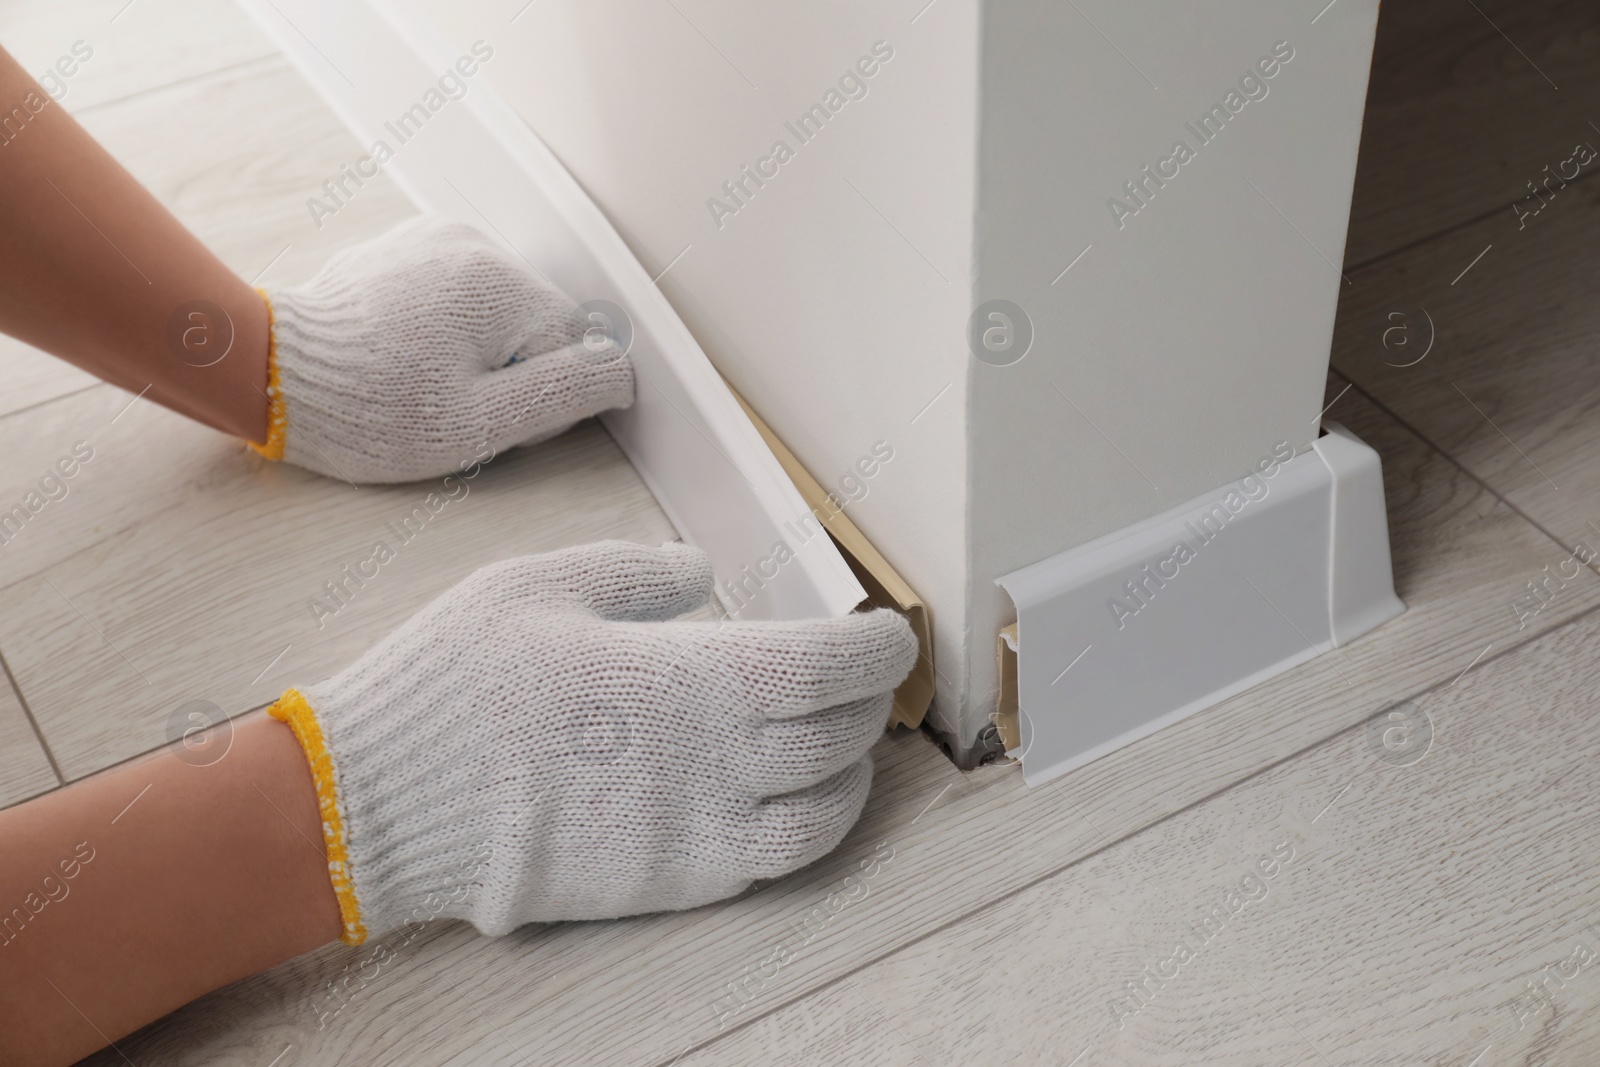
[997, 423, 1403, 786]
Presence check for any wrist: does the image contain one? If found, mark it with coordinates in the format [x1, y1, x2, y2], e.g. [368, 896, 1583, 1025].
[266, 688, 367, 943]
[267, 684, 499, 943]
[247, 711, 346, 952]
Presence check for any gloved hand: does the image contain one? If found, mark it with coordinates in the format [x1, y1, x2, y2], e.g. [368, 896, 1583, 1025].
[268, 540, 918, 943]
[253, 217, 633, 483]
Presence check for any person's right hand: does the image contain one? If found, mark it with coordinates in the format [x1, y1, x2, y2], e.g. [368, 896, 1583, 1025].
[254, 217, 633, 483]
[268, 540, 917, 944]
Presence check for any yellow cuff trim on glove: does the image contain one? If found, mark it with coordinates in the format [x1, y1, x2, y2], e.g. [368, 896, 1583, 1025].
[267, 687, 367, 945]
[249, 288, 288, 462]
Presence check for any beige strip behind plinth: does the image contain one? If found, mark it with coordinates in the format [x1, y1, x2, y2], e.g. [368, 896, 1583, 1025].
[994, 623, 1020, 750]
[729, 388, 935, 729]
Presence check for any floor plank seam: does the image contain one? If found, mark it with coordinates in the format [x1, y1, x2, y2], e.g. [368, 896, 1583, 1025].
[1344, 165, 1600, 275]
[0, 380, 105, 425]
[0, 695, 287, 810]
[1334, 374, 1597, 567]
[0, 644, 65, 787]
[671, 594, 1600, 1067]
[71, 52, 286, 117]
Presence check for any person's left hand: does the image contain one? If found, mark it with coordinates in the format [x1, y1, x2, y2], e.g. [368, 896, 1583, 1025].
[268, 540, 917, 941]
[254, 217, 633, 483]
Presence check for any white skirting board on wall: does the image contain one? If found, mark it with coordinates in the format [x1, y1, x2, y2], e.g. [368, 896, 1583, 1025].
[997, 423, 1405, 787]
[238, 0, 866, 623]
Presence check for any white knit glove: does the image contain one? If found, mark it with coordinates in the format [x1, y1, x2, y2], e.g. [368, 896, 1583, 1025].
[254, 217, 633, 483]
[268, 540, 917, 943]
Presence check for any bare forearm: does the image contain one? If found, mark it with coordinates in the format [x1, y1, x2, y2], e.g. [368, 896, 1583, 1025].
[0, 44, 269, 442]
[0, 712, 339, 1066]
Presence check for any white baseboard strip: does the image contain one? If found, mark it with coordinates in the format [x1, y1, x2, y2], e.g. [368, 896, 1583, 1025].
[238, 0, 866, 622]
[996, 423, 1405, 786]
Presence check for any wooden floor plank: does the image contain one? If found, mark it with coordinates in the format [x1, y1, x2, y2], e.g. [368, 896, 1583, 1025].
[681, 603, 1600, 1067]
[1331, 177, 1600, 558]
[0, 0, 277, 114]
[0, 345, 98, 419]
[1343, 0, 1600, 266]
[74, 377, 1600, 1064]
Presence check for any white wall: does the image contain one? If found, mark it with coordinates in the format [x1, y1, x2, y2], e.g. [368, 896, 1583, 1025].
[405, 0, 982, 733]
